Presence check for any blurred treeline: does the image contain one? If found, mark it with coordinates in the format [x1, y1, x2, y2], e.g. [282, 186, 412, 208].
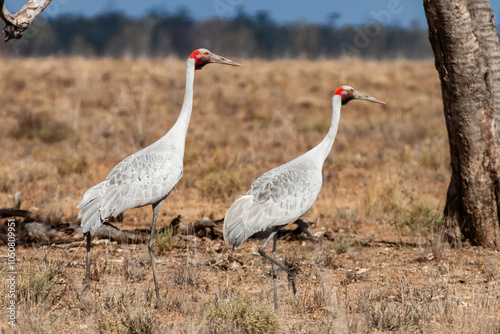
[0, 9, 433, 59]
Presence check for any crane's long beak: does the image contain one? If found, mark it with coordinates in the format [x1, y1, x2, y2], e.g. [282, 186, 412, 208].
[354, 91, 386, 104]
[209, 54, 242, 67]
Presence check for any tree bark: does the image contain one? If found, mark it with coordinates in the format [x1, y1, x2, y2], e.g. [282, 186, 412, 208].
[0, 0, 52, 42]
[424, 0, 500, 248]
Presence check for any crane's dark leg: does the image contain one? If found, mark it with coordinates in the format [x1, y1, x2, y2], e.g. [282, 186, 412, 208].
[85, 232, 91, 285]
[258, 230, 297, 310]
[271, 232, 278, 311]
[149, 199, 165, 304]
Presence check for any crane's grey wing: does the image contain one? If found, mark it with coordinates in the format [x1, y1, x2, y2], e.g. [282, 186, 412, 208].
[224, 166, 322, 248]
[78, 152, 182, 234]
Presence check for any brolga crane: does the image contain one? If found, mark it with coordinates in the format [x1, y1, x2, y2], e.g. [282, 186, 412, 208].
[78, 49, 241, 302]
[224, 85, 385, 311]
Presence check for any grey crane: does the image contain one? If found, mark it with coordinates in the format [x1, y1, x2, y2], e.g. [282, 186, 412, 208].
[78, 49, 241, 302]
[224, 85, 385, 310]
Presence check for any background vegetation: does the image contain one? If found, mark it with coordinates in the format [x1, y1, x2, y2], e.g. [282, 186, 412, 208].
[0, 9, 432, 59]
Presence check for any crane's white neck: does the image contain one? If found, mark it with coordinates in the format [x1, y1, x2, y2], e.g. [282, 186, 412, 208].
[170, 58, 195, 138]
[308, 94, 342, 166]
[153, 58, 195, 155]
[154, 58, 195, 154]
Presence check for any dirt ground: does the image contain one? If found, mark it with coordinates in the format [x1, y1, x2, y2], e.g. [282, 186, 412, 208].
[1, 219, 499, 333]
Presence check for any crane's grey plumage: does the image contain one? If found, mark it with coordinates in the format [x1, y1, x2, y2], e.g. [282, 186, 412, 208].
[78, 48, 241, 302]
[79, 132, 186, 234]
[224, 85, 385, 311]
[224, 161, 322, 248]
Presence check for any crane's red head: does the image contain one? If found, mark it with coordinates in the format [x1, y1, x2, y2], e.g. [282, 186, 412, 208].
[334, 85, 386, 105]
[189, 48, 242, 70]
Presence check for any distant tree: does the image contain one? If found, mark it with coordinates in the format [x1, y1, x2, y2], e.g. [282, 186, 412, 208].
[326, 12, 340, 29]
[191, 19, 256, 58]
[104, 17, 156, 57]
[0, 3, 433, 59]
[288, 23, 324, 58]
[151, 8, 194, 56]
[50, 13, 127, 56]
[424, 0, 500, 248]
[251, 11, 284, 57]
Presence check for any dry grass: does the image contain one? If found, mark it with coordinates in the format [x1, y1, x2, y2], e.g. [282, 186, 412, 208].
[2, 240, 499, 333]
[0, 57, 499, 333]
[0, 57, 448, 224]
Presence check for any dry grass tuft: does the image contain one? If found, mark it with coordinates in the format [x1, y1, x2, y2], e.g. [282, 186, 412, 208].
[314, 243, 340, 269]
[284, 250, 304, 274]
[56, 153, 89, 176]
[11, 109, 75, 144]
[195, 169, 243, 200]
[193, 148, 245, 200]
[171, 265, 202, 289]
[401, 201, 443, 233]
[122, 258, 147, 283]
[291, 282, 330, 318]
[348, 277, 500, 333]
[16, 260, 60, 309]
[85, 290, 157, 334]
[207, 292, 279, 334]
[334, 236, 353, 254]
[155, 225, 179, 255]
[0, 257, 65, 333]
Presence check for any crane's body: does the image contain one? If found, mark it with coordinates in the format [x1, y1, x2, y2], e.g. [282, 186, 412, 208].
[224, 85, 385, 311]
[224, 152, 323, 248]
[78, 49, 240, 302]
[79, 63, 192, 234]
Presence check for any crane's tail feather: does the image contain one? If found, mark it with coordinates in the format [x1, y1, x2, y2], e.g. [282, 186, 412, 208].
[223, 196, 269, 248]
[78, 182, 105, 234]
[98, 191, 121, 219]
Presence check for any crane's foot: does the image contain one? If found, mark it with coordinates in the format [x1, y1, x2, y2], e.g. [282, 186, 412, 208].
[287, 273, 297, 295]
[81, 276, 91, 296]
[84, 266, 92, 285]
[84, 275, 91, 288]
[83, 231, 92, 295]
[154, 286, 162, 308]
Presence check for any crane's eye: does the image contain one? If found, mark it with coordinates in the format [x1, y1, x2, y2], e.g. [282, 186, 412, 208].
[349, 89, 353, 93]
[204, 52, 209, 56]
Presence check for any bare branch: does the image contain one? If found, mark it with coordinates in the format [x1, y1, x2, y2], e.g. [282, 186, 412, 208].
[0, 0, 52, 42]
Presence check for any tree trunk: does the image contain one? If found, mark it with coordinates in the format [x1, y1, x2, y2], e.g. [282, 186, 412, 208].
[424, 0, 500, 248]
